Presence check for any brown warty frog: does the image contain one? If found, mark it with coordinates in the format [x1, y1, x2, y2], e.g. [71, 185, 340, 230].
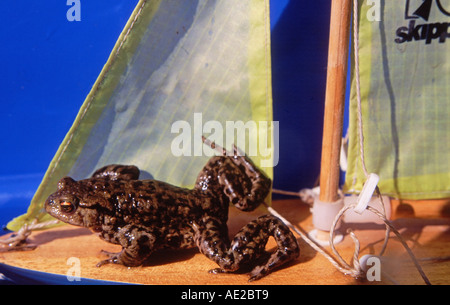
[45, 138, 299, 281]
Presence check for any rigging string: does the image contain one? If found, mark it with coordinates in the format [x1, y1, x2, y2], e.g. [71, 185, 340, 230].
[347, 0, 429, 284]
[0, 219, 59, 252]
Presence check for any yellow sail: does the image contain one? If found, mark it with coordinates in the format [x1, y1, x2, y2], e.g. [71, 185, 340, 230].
[344, 1, 450, 200]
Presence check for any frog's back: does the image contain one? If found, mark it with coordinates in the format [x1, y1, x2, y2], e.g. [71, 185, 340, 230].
[121, 179, 206, 249]
[91, 179, 199, 221]
[81, 177, 225, 249]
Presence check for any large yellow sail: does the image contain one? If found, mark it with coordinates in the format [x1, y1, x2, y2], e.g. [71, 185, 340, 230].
[344, 1, 450, 200]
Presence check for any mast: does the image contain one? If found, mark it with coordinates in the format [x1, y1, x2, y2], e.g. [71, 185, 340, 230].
[319, 0, 351, 204]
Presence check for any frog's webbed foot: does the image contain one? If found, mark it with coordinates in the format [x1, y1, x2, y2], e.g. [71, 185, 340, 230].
[96, 249, 128, 267]
[242, 215, 299, 281]
[195, 215, 299, 281]
[96, 250, 121, 267]
[207, 266, 263, 281]
[99, 249, 117, 257]
[96, 249, 143, 267]
[207, 254, 275, 282]
[208, 267, 227, 275]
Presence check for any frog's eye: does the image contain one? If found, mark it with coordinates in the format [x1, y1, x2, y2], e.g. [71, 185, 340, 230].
[60, 201, 76, 214]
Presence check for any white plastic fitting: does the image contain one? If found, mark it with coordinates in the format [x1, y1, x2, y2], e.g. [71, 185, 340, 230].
[343, 195, 391, 225]
[308, 191, 345, 246]
[312, 196, 345, 231]
[354, 173, 379, 214]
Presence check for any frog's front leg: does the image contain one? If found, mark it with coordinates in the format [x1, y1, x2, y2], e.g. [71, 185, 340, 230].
[97, 225, 157, 267]
[194, 215, 299, 281]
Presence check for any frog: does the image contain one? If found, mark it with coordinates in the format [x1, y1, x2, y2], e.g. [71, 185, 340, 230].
[45, 137, 299, 281]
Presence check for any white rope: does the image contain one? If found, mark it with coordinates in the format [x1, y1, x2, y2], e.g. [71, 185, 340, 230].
[0, 219, 59, 251]
[265, 204, 363, 277]
[269, 186, 433, 284]
[353, 0, 368, 179]
[272, 188, 316, 206]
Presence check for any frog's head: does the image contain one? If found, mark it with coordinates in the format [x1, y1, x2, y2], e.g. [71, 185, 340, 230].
[45, 177, 107, 230]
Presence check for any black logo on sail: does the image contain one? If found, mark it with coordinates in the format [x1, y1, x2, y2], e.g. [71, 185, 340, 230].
[395, 0, 450, 44]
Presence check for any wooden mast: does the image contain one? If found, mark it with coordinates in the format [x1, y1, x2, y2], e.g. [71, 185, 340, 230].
[319, 0, 352, 203]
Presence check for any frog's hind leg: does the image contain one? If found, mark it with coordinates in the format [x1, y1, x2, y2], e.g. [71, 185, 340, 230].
[201, 136, 272, 212]
[219, 156, 272, 212]
[194, 215, 299, 281]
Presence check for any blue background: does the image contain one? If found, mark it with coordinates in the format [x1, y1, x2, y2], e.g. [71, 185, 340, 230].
[0, 1, 349, 231]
